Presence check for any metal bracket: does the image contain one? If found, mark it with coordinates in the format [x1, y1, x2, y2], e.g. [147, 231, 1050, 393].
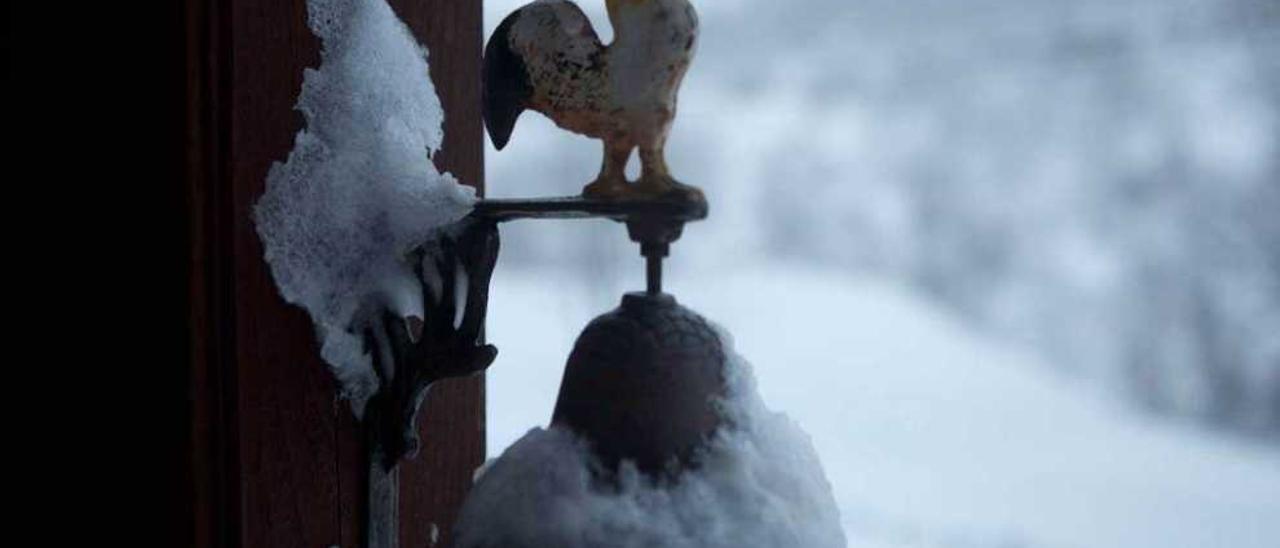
[360, 216, 500, 548]
[474, 195, 707, 295]
[363, 215, 501, 471]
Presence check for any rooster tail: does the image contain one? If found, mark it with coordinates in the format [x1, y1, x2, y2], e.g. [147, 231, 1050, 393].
[483, 11, 532, 150]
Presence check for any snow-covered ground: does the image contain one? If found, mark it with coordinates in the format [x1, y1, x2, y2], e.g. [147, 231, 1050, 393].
[486, 263, 1280, 548]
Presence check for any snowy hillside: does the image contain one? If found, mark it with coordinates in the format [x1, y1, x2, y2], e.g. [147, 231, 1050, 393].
[481, 0, 1280, 432]
[486, 263, 1280, 548]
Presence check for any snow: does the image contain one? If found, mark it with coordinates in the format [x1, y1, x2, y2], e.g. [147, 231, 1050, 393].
[456, 322, 845, 548]
[485, 263, 1280, 548]
[254, 0, 475, 414]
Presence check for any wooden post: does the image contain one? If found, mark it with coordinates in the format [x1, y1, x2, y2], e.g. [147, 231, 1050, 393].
[182, 1, 485, 546]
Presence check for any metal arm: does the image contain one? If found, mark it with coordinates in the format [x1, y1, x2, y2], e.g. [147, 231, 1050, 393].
[474, 195, 707, 295]
[361, 217, 500, 548]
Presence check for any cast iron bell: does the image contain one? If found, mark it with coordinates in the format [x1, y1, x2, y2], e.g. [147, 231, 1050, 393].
[456, 196, 719, 479]
[551, 290, 728, 476]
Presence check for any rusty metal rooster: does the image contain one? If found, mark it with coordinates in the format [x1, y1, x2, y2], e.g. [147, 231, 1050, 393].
[484, 0, 701, 201]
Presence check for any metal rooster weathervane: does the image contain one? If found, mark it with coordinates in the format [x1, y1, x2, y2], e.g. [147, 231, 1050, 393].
[361, 1, 706, 547]
[485, 0, 702, 202]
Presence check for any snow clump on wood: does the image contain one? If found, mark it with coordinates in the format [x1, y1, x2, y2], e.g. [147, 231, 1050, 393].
[253, 0, 475, 415]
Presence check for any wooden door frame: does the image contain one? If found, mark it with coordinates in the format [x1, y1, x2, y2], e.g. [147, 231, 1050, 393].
[179, 1, 486, 545]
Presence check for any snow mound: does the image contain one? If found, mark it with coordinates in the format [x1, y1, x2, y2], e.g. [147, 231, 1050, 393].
[453, 335, 847, 548]
[253, 0, 476, 414]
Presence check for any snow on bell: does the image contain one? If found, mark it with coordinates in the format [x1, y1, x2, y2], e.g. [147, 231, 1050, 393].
[452, 199, 848, 548]
[551, 290, 727, 475]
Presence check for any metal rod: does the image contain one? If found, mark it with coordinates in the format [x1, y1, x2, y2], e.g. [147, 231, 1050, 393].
[472, 196, 707, 223]
[366, 459, 399, 548]
[646, 254, 663, 295]
[472, 196, 702, 297]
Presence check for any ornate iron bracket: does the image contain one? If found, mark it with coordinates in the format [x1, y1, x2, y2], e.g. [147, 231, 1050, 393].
[360, 215, 500, 548]
[363, 215, 502, 471]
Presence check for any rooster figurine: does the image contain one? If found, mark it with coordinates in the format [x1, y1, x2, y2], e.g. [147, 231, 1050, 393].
[484, 0, 701, 201]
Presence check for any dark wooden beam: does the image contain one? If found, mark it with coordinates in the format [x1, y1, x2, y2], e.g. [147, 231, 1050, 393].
[184, 1, 486, 546]
[388, 3, 487, 547]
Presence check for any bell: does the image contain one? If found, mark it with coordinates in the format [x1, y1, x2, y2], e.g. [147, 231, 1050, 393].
[551, 291, 728, 476]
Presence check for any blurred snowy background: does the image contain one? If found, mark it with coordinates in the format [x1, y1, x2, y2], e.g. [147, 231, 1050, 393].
[478, 0, 1280, 547]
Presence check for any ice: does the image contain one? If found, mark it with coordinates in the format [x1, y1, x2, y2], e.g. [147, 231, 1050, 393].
[453, 332, 847, 548]
[253, 0, 475, 414]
